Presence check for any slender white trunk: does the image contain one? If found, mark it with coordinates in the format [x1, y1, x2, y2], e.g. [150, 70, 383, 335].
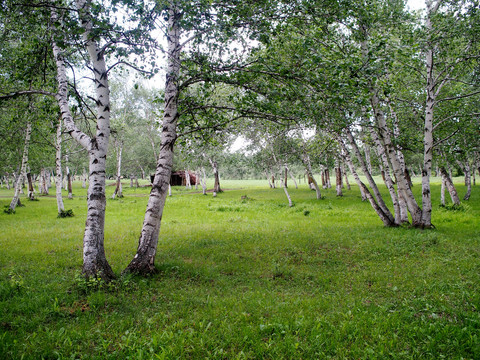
[55, 118, 65, 213]
[10, 121, 31, 211]
[112, 142, 123, 199]
[185, 169, 191, 189]
[346, 127, 395, 224]
[370, 127, 404, 224]
[343, 165, 351, 190]
[439, 167, 461, 205]
[287, 166, 298, 189]
[52, 4, 114, 279]
[282, 177, 293, 207]
[440, 177, 446, 207]
[125, 6, 181, 274]
[303, 152, 321, 199]
[338, 136, 394, 226]
[456, 160, 471, 200]
[201, 167, 207, 195]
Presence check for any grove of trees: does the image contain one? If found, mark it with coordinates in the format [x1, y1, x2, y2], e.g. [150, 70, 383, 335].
[1, 0, 479, 279]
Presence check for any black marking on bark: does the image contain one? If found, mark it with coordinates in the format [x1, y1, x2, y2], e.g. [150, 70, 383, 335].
[92, 159, 98, 164]
[104, 105, 110, 112]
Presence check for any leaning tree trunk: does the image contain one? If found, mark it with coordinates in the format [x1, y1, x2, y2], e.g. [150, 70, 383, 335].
[124, 6, 181, 275]
[9, 121, 31, 211]
[52, 4, 114, 280]
[303, 152, 321, 199]
[338, 135, 395, 226]
[439, 167, 461, 206]
[346, 127, 395, 224]
[287, 165, 298, 189]
[55, 118, 65, 214]
[370, 127, 405, 225]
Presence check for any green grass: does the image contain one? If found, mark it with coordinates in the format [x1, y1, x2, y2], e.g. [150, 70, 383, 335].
[0, 177, 479, 359]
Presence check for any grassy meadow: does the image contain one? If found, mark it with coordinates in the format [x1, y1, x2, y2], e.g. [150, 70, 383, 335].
[0, 176, 479, 359]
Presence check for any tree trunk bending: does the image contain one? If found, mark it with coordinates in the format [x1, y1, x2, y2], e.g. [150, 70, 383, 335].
[439, 167, 461, 206]
[124, 5, 181, 275]
[345, 127, 395, 224]
[338, 135, 396, 227]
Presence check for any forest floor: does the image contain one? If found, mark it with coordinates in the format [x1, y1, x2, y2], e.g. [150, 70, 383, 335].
[0, 177, 479, 359]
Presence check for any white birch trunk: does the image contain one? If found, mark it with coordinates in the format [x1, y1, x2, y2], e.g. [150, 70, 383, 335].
[303, 152, 321, 199]
[440, 176, 446, 207]
[345, 127, 395, 224]
[439, 167, 461, 205]
[456, 160, 471, 200]
[125, 5, 181, 274]
[201, 167, 207, 195]
[55, 118, 65, 214]
[338, 136, 394, 226]
[10, 121, 31, 211]
[52, 4, 114, 279]
[185, 169, 191, 189]
[370, 127, 404, 224]
[287, 166, 298, 189]
[112, 141, 123, 199]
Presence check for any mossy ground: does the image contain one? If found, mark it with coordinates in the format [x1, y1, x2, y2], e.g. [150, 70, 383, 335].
[0, 177, 479, 359]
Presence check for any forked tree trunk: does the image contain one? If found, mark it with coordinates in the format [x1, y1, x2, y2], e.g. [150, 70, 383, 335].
[338, 135, 395, 226]
[52, 3, 114, 279]
[287, 166, 298, 189]
[439, 167, 461, 206]
[55, 118, 65, 214]
[370, 127, 405, 225]
[346, 127, 395, 224]
[338, 136, 394, 226]
[124, 6, 181, 275]
[10, 121, 31, 211]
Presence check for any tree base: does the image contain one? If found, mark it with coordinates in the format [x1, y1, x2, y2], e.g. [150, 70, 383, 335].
[123, 257, 157, 276]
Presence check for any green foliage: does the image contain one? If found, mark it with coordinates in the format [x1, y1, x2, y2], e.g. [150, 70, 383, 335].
[57, 209, 74, 218]
[3, 206, 14, 215]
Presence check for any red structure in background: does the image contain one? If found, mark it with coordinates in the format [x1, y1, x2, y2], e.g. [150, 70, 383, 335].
[150, 170, 197, 186]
